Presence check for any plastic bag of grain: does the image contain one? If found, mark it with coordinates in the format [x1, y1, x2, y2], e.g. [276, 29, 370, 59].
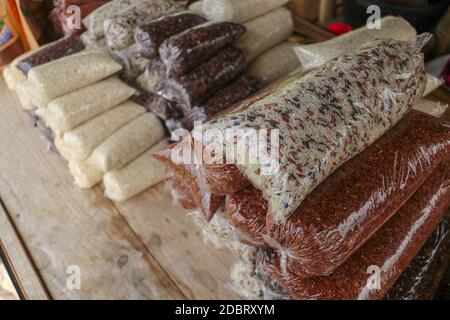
[202, 0, 289, 23]
[237, 7, 293, 63]
[83, 0, 142, 39]
[25, 48, 122, 108]
[248, 42, 299, 85]
[103, 0, 184, 50]
[294, 16, 416, 72]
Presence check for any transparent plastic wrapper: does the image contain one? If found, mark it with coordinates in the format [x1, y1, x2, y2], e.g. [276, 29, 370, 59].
[266, 110, 450, 278]
[88, 112, 165, 172]
[25, 48, 122, 108]
[226, 187, 267, 248]
[424, 74, 443, 96]
[414, 99, 448, 118]
[190, 73, 261, 123]
[248, 42, 299, 85]
[230, 259, 263, 300]
[386, 216, 450, 300]
[113, 44, 151, 84]
[16, 36, 85, 75]
[165, 117, 194, 133]
[104, 139, 169, 201]
[237, 7, 293, 63]
[202, 0, 289, 23]
[137, 58, 168, 93]
[83, 0, 142, 39]
[80, 31, 108, 48]
[163, 46, 246, 109]
[61, 101, 146, 161]
[4, 48, 45, 91]
[166, 169, 197, 209]
[262, 161, 450, 300]
[255, 249, 292, 300]
[152, 142, 224, 221]
[188, 208, 258, 262]
[134, 12, 206, 58]
[44, 77, 136, 135]
[159, 21, 246, 76]
[199, 37, 428, 224]
[294, 16, 416, 72]
[103, 0, 184, 50]
[29, 110, 56, 151]
[150, 96, 184, 120]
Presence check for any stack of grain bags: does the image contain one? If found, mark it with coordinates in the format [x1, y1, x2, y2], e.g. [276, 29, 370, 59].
[3, 36, 168, 202]
[106, 0, 297, 134]
[155, 18, 448, 299]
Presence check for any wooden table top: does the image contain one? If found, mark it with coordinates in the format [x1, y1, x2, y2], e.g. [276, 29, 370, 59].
[0, 79, 241, 300]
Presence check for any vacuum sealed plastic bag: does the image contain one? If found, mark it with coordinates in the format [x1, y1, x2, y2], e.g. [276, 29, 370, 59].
[61, 100, 146, 160]
[226, 186, 267, 247]
[83, 0, 142, 39]
[266, 110, 450, 278]
[237, 7, 293, 63]
[190, 73, 261, 122]
[137, 58, 168, 93]
[386, 216, 450, 300]
[202, 0, 289, 23]
[270, 161, 450, 300]
[88, 112, 165, 172]
[16, 36, 85, 75]
[159, 21, 246, 75]
[45, 77, 136, 135]
[113, 44, 151, 84]
[163, 45, 246, 109]
[103, 0, 183, 50]
[152, 142, 224, 221]
[200, 37, 427, 224]
[104, 139, 169, 201]
[26, 48, 122, 108]
[248, 42, 299, 85]
[134, 12, 206, 58]
[294, 16, 416, 72]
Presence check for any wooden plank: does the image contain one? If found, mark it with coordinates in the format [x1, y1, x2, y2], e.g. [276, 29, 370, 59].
[293, 15, 334, 42]
[0, 201, 49, 300]
[112, 185, 242, 300]
[0, 79, 184, 300]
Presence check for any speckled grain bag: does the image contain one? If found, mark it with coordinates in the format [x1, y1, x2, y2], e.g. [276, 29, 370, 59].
[198, 36, 428, 224]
